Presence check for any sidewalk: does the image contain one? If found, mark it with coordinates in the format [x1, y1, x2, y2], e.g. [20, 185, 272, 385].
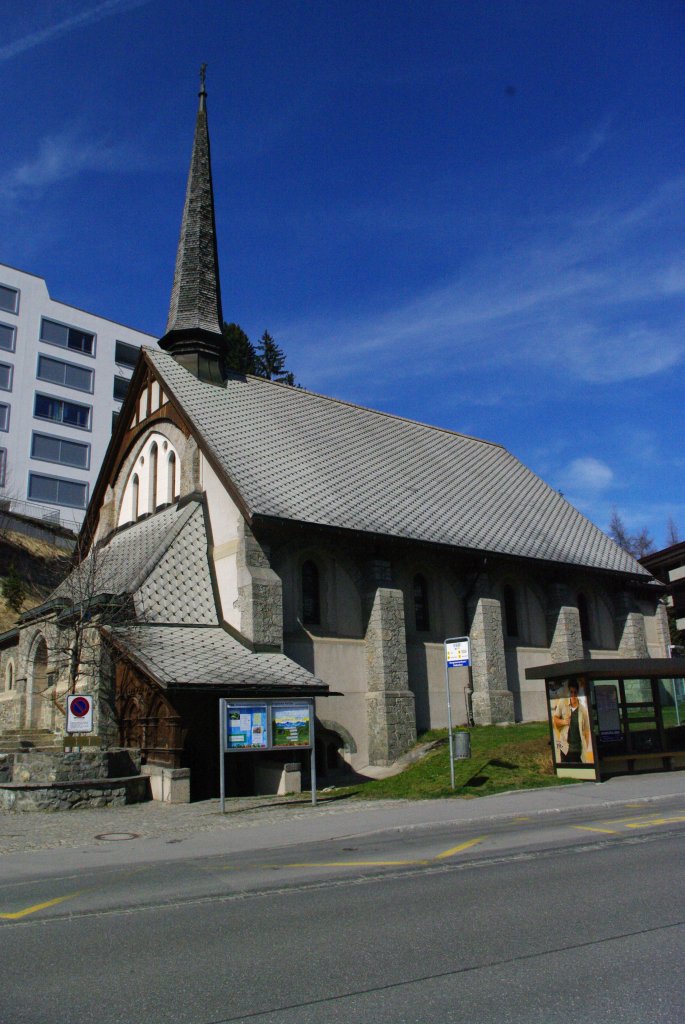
[1, 770, 683, 871]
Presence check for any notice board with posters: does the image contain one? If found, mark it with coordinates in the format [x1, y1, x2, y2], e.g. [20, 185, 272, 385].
[219, 698, 316, 810]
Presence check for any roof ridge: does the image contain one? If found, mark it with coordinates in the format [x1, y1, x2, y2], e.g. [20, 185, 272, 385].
[213, 359, 504, 451]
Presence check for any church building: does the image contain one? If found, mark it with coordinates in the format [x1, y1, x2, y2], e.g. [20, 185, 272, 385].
[0, 78, 668, 797]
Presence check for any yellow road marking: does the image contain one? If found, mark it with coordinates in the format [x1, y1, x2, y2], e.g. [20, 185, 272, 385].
[286, 836, 486, 869]
[0, 893, 81, 920]
[286, 859, 430, 868]
[625, 815, 685, 828]
[572, 825, 619, 834]
[434, 837, 486, 860]
[573, 813, 685, 836]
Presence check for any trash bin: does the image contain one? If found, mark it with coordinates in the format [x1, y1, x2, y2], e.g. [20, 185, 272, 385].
[454, 731, 471, 759]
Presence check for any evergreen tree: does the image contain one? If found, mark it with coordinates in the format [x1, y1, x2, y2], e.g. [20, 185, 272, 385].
[2, 564, 26, 614]
[255, 330, 296, 385]
[222, 322, 258, 375]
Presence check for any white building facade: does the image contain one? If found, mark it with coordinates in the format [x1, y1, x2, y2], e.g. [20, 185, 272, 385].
[0, 262, 156, 529]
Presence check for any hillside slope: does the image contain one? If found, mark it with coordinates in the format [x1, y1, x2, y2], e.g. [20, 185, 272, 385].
[0, 530, 71, 634]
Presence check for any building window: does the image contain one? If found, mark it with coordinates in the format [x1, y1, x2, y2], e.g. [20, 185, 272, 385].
[0, 284, 19, 314]
[28, 472, 88, 509]
[0, 323, 15, 352]
[34, 393, 91, 430]
[0, 448, 6, 487]
[40, 317, 95, 356]
[503, 584, 519, 638]
[113, 376, 129, 402]
[149, 442, 158, 511]
[5, 661, 13, 691]
[115, 340, 139, 368]
[31, 432, 90, 469]
[0, 403, 9, 431]
[0, 362, 12, 391]
[167, 451, 178, 501]
[413, 574, 430, 631]
[37, 354, 94, 393]
[131, 473, 140, 521]
[302, 560, 321, 626]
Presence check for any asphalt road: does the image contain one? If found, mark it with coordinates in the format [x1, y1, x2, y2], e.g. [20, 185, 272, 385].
[2, 796, 684, 1023]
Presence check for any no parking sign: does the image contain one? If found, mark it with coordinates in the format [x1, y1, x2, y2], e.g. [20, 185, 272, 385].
[66, 694, 94, 734]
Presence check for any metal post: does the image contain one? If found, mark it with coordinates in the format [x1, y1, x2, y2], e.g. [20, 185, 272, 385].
[310, 701, 317, 806]
[219, 699, 226, 814]
[444, 649, 455, 790]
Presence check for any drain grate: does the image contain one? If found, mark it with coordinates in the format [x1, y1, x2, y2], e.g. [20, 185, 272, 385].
[94, 832, 140, 841]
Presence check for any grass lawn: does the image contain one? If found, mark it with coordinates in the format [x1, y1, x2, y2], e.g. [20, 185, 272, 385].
[337, 722, 576, 800]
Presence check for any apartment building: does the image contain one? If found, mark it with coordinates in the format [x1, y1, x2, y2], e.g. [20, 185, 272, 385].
[0, 262, 156, 529]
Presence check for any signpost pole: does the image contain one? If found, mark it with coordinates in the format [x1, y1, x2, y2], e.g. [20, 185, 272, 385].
[310, 702, 317, 806]
[444, 637, 471, 791]
[444, 651, 455, 791]
[219, 699, 226, 814]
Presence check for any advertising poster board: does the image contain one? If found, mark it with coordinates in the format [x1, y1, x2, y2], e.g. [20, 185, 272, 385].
[225, 704, 268, 749]
[271, 702, 312, 748]
[220, 697, 317, 811]
[547, 678, 597, 780]
[595, 684, 623, 743]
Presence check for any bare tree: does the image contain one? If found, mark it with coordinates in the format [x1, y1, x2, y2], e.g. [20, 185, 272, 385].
[666, 517, 680, 547]
[608, 508, 655, 559]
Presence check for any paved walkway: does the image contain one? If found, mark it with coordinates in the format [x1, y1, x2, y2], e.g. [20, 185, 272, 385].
[1, 771, 683, 867]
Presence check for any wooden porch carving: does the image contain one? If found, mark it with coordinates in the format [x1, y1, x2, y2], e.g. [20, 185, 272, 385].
[115, 663, 186, 767]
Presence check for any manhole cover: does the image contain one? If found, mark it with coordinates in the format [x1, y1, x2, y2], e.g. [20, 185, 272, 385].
[94, 832, 140, 841]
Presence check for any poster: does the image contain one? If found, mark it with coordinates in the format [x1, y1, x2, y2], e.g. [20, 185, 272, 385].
[547, 679, 596, 779]
[271, 702, 312, 747]
[595, 684, 622, 742]
[226, 704, 268, 749]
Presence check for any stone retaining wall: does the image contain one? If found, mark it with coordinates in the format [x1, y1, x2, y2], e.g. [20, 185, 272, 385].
[0, 775, 149, 811]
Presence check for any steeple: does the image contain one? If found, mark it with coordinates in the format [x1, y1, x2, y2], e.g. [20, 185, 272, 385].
[159, 65, 226, 384]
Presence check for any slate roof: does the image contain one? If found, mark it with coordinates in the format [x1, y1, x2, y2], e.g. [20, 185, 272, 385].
[105, 625, 328, 693]
[54, 500, 216, 622]
[146, 348, 649, 578]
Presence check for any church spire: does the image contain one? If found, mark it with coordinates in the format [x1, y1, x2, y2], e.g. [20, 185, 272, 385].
[159, 65, 226, 384]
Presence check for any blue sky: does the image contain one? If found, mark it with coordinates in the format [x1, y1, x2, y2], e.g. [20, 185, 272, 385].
[2, 1, 684, 547]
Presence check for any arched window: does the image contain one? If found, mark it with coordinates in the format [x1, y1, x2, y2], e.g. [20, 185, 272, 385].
[503, 584, 519, 638]
[131, 474, 140, 521]
[413, 574, 430, 632]
[5, 661, 13, 691]
[302, 560, 321, 626]
[149, 442, 158, 511]
[33, 638, 48, 691]
[167, 452, 178, 501]
[577, 592, 591, 643]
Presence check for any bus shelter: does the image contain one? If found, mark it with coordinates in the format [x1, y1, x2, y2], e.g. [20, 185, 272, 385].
[525, 659, 685, 780]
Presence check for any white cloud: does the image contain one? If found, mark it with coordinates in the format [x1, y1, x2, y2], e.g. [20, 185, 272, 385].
[0, 128, 143, 202]
[284, 175, 685, 394]
[0, 1, 153, 63]
[560, 457, 614, 493]
[573, 116, 612, 166]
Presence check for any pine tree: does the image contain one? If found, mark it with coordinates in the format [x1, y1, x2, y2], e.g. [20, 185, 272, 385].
[2, 564, 26, 614]
[222, 322, 258, 375]
[255, 331, 296, 384]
